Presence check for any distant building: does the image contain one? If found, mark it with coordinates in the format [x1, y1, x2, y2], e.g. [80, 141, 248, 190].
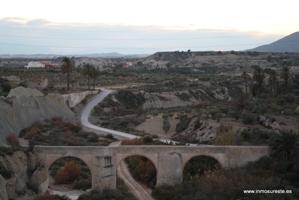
[41, 61, 60, 69]
[24, 61, 46, 69]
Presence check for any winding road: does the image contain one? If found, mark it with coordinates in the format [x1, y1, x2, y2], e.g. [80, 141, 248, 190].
[80, 88, 138, 140]
[81, 88, 198, 144]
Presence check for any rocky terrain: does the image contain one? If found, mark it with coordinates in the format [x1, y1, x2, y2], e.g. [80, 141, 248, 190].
[0, 87, 75, 145]
[90, 53, 299, 144]
[1, 51, 299, 200]
[0, 148, 47, 200]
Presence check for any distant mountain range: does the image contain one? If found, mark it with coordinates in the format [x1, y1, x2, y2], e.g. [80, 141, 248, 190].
[251, 32, 299, 53]
[0, 52, 148, 59]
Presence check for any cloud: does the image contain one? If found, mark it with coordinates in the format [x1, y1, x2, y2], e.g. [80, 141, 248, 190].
[0, 18, 282, 54]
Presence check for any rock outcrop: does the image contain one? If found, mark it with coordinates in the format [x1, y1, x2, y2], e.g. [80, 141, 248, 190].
[258, 115, 280, 130]
[62, 90, 98, 108]
[8, 86, 44, 98]
[180, 118, 218, 142]
[0, 150, 46, 200]
[30, 167, 48, 193]
[1, 76, 22, 88]
[212, 87, 232, 101]
[0, 175, 8, 200]
[0, 87, 74, 145]
[142, 91, 200, 110]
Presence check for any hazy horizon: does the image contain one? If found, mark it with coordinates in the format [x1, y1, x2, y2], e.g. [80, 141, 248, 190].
[1, 0, 298, 54]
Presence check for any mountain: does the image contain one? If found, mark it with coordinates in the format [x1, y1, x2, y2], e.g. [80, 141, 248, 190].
[251, 32, 299, 52]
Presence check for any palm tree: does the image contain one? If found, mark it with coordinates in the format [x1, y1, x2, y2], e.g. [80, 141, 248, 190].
[61, 57, 74, 91]
[241, 72, 250, 95]
[90, 66, 100, 89]
[281, 66, 290, 92]
[265, 68, 278, 96]
[252, 65, 265, 96]
[82, 63, 93, 89]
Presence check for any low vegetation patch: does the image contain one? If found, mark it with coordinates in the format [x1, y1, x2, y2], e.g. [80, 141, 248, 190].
[153, 132, 299, 200]
[36, 193, 70, 200]
[78, 189, 136, 200]
[50, 157, 91, 190]
[19, 117, 115, 146]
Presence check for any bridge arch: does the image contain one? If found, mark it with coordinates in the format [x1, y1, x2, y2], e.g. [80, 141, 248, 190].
[183, 155, 222, 181]
[116, 154, 158, 187]
[41, 155, 95, 193]
[116, 153, 158, 171]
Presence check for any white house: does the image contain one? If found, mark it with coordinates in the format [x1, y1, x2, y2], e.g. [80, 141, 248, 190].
[24, 61, 46, 69]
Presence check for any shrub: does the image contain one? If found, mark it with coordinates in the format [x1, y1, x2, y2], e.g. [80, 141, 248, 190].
[36, 193, 70, 200]
[54, 161, 81, 184]
[0, 162, 12, 179]
[239, 128, 275, 145]
[78, 189, 136, 200]
[162, 116, 171, 133]
[122, 138, 144, 145]
[51, 117, 64, 127]
[5, 133, 19, 147]
[213, 125, 236, 145]
[86, 133, 98, 143]
[143, 135, 154, 144]
[116, 90, 145, 109]
[64, 123, 81, 132]
[176, 115, 191, 133]
[105, 134, 114, 139]
[241, 113, 256, 124]
[153, 168, 294, 200]
[20, 123, 41, 139]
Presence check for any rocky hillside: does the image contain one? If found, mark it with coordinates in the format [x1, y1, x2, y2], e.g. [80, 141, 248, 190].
[139, 51, 291, 71]
[251, 32, 299, 52]
[0, 87, 75, 145]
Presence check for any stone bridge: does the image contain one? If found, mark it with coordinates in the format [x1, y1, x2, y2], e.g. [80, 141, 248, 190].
[34, 145, 269, 192]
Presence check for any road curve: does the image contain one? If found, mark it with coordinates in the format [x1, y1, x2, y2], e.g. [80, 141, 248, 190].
[80, 88, 197, 145]
[118, 161, 155, 200]
[80, 88, 138, 140]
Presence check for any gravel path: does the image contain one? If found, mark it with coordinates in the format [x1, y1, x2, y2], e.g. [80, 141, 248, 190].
[118, 161, 155, 200]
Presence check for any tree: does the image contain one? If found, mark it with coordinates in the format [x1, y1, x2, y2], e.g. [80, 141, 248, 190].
[252, 65, 265, 96]
[90, 66, 100, 89]
[241, 72, 250, 95]
[61, 57, 74, 91]
[82, 63, 93, 89]
[281, 66, 290, 92]
[264, 68, 278, 96]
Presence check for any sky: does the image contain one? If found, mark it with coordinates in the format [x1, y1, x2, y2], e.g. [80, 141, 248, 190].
[0, 0, 298, 54]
